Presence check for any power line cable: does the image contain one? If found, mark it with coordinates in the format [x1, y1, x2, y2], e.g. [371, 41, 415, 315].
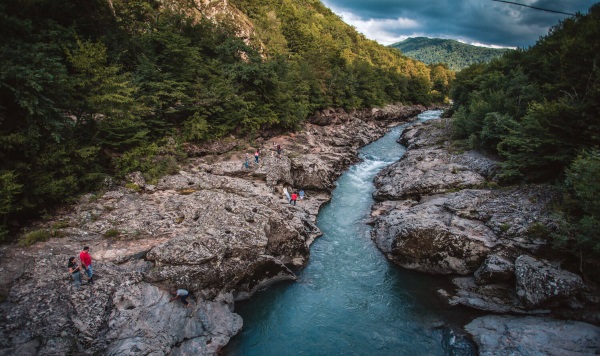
[491, 0, 576, 16]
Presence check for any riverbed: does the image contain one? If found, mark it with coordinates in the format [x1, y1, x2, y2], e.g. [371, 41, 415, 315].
[225, 110, 469, 355]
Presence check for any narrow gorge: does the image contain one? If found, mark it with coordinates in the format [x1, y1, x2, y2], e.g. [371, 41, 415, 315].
[1, 107, 598, 355]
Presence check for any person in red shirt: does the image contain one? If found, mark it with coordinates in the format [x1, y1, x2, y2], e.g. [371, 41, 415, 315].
[79, 246, 93, 284]
[291, 192, 298, 206]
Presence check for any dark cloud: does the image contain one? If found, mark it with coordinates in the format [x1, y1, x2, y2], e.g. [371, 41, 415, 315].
[322, 0, 595, 47]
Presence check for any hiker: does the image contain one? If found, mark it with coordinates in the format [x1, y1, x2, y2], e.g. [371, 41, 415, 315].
[291, 192, 298, 206]
[170, 289, 191, 307]
[276, 144, 282, 158]
[299, 189, 305, 200]
[68, 257, 82, 289]
[254, 150, 259, 164]
[79, 246, 93, 284]
[244, 153, 250, 168]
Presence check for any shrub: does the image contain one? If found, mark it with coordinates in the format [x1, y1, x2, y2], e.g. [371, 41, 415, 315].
[0, 226, 9, 243]
[104, 228, 120, 238]
[51, 221, 70, 229]
[125, 183, 141, 192]
[18, 229, 50, 246]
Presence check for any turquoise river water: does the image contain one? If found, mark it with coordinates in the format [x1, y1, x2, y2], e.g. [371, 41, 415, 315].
[225, 110, 471, 355]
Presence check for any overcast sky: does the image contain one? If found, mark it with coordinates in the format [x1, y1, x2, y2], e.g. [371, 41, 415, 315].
[321, 0, 596, 48]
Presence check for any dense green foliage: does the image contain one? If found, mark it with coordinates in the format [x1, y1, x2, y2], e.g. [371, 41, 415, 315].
[390, 37, 512, 71]
[0, 0, 448, 233]
[559, 151, 600, 258]
[450, 5, 600, 263]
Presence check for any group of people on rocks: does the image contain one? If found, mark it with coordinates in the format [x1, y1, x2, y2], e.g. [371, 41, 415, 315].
[243, 142, 285, 168]
[289, 189, 305, 206]
[244, 149, 261, 168]
[67, 246, 192, 308]
[66, 140, 296, 306]
[67, 246, 93, 289]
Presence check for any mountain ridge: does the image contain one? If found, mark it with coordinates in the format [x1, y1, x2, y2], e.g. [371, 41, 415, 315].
[390, 37, 512, 70]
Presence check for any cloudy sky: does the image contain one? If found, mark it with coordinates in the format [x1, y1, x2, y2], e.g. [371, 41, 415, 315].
[321, 0, 596, 48]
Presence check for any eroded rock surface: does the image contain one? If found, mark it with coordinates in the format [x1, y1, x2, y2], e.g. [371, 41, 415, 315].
[515, 255, 585, 308]
[370, 117, 600, 351]
[465, 315, 600, 355]
[0, 104, 424, 355]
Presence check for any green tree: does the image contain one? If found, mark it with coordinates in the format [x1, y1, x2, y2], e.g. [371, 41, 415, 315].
[0, 171, 23, 225]
[555, 150, 600, 274]
[66, 39, 148, 149]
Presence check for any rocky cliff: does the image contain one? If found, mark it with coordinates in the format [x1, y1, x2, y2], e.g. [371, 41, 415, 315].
[0, 104, 425, 355]
[370, 118, 600, 353]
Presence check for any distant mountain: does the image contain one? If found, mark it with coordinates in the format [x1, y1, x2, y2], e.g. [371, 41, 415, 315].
[389, 37, 512, 71]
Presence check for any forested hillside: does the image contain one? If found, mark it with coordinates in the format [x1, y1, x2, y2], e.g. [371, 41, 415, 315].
[0, 0, 452, 238]
[390, 37, 512, 71]
[450, 4, 600, 266]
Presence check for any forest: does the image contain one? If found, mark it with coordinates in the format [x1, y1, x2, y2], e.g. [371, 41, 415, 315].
[390, 37, 512, 71]
[0, 0, 453, 238]
[449, 4, 600, 262]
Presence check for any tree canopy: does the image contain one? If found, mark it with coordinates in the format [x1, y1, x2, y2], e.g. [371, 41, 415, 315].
[390, 37, 512, 71]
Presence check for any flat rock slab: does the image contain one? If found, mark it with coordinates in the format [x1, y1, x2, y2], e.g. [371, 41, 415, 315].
[465, 315, 600, 355]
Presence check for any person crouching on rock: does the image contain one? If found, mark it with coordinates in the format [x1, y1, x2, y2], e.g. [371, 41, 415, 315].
[67, 257, 82, 289]
[170, 289, 191, 307]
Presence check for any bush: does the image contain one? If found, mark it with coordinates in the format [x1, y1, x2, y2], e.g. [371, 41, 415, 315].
[104, 228, 120, 238]
[557, 150, 600, 259]
[51, 221, 70, 229]
[18, 229, 50, 246]
[0, 226, 9, 243]
[125, 183, 141, 192]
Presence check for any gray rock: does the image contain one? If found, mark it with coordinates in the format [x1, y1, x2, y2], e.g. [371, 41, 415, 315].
[515, 255, 585, 308]
[125, 171, 145, 187]
[372, 183, 564, 275]
[105, 283, 241, 355]
[450, 277, 538, 314]
[474, 254, 514, 285]
[465, 315, 600, 355]
[371, 192, 497, 274]
[374, 148, 488, 200]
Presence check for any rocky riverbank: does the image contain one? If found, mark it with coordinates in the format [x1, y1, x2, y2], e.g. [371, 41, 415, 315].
[0, 104, 426, 355]
[370, 117, 600, 354]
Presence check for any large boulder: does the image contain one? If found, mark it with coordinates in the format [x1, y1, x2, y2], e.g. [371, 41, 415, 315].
[465, 315, 600, 355]
[444, 277, 532, 314]
[515, 255, 585, 308]
[106, 283, 241, 355]
[373, 118, 498, 201]
[474, 254, 515, 285]
[374, 148, 488, 200]
[371, 194, 497, 274]
[372, 184, 564, 275]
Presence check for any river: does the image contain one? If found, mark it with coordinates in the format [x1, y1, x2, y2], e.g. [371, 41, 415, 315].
[225, 110, 469, 355]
